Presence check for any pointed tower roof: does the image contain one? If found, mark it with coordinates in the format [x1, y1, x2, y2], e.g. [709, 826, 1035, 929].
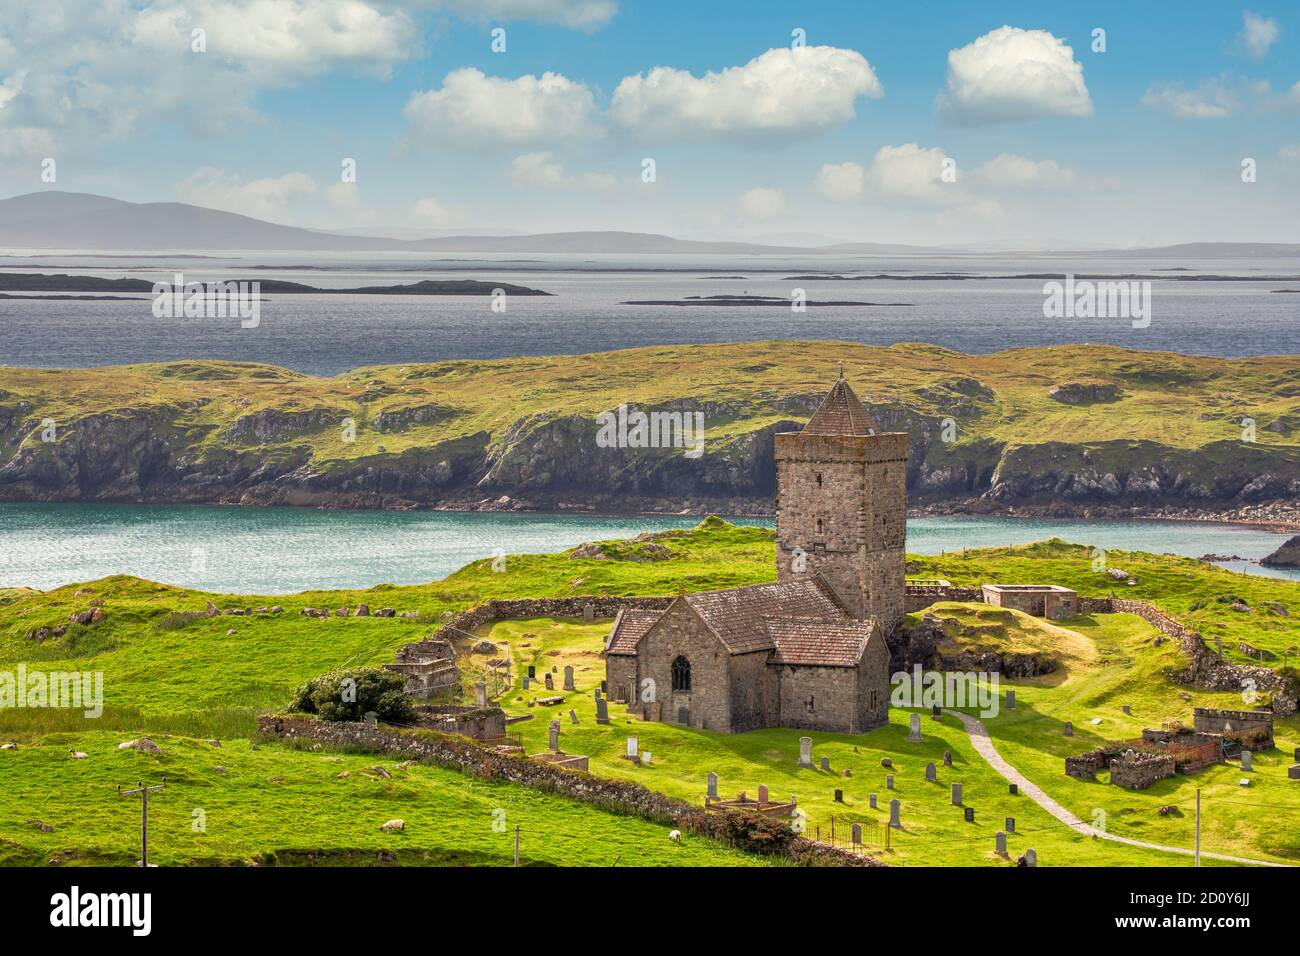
[801, 372, 879, 436]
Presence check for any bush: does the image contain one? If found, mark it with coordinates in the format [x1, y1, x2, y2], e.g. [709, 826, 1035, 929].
[288, 667, 416, 724]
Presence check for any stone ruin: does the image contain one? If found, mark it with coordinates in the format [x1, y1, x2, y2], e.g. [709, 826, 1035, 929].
[385, 636, 459, 698]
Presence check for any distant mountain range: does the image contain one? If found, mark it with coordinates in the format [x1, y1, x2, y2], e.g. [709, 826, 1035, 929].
[2, 191, 1297, 258]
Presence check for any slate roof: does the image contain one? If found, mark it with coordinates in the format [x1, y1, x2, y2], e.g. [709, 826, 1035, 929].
[802, 376, 878, 436]
[683, 578, 847, 654]
[604, 608, 663, 656]
[765, 617, 876, 668]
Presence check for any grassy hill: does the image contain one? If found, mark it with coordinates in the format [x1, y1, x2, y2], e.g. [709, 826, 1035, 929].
[1, 342, 1297, 512]
[2, 520, 1299, 866]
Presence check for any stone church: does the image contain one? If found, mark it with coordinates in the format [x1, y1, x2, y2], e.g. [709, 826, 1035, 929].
[604, 374, 907, 734]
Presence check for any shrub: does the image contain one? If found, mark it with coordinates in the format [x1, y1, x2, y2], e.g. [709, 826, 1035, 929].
[288, 667, 416, 724]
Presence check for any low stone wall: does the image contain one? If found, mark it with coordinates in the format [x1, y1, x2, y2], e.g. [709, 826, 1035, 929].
[256, 713, 879, 867]
[904, 585, 982, 613]
[435, 596, 675, 644]
[1065, 747, 1120, 781]
[1110, 751, 1177, 790]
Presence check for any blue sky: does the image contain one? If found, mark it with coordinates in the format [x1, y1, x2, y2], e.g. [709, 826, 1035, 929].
[1, 1, 1297, 245]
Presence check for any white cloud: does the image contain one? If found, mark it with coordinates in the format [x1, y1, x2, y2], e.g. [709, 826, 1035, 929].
[405, 68, 597, 148]
[175, 167, 319, 221]
[416, 0, 617, 31]
[610, 46, 882, 143]
[1236, 10, 1280, 60]
[737, 187, 786, 219]
[412, 196, 453, 227]
[509, 151, 619, 190]
[937, 26, 1092, 125]
[868, 144, 955, 204]
[1139, 74, 1272, 118]
[972, 154, 1097, 190]
[813, 162, 866, 202]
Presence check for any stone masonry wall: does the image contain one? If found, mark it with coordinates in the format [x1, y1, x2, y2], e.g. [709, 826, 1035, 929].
[256, 713, 878, 867]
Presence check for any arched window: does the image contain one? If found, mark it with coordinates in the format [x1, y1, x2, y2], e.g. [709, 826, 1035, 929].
[671, 656, 691, 692]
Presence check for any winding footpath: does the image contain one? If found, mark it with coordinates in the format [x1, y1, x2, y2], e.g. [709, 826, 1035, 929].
[944, 709, 1290, 868]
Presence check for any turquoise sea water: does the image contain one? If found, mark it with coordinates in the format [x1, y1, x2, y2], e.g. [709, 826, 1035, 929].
[0, 503, 1295, 595]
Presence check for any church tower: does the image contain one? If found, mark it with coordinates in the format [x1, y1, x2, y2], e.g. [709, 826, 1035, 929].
[774, 373, 909, 635]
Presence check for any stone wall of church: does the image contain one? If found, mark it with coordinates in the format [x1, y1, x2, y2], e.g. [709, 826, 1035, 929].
[777, 664, 860, 732]
[728, 651, 780, 732]
[855, 635, 892, 731]
[635, 602, 735, 732]
[605, 654, 637, 704]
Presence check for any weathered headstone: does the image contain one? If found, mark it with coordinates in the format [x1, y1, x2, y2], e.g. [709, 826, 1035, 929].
[851, 823, 862, 845]
[995, 831, 1007, 855]
[820, 756, 830, 771]
[889, 799, 901, 828]
[563, 666, 575, 691]
[1005, 690, 1016, 711]
[880, 757, 892, 769]
[869, 793, 878, 809]
[474, 682, 487, 708]
[1062, 721, 1074, 736]
[582, 603, 595, 623]
[798, 736, 814, 768]
[931, 704, 942, 717]
[964, 806, 975, 823]
[908, 713, 922, 742]
[594, 687, 602, 700]
[1294, 747, 1300, 763]
[641, 751, 651, 765]
[544, 673, 554, 690]
[943, 751, 952, 767]
[707, 772, 719, 799]
[758, 784, 769, 805]
[548, 720, 560, 752]
[569, 708, 578, 724]
[1024, 848, 1037, 867]
[522, 676, 531, 690]
[363, 711, 377, 727]
[527, 665, 535, 679]
[1005, 816, 1016, 833]
[1009, 783, 1018, 796]
[834, 789, 843, 803]
[626, 736, 638, 760]
[1122, 704, 1131, 715]
[925, 762, 936, 782]
[951, 782, 963, 806]
[886, 774, 894, 790]
[1241, 750, 1253, 771]
[595, 697, 609, 724]
[1287, 765, 1300, 780]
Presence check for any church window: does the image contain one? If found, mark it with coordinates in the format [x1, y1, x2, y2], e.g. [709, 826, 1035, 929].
[806, 695, 816, 713]
[671, 656, 691, 692]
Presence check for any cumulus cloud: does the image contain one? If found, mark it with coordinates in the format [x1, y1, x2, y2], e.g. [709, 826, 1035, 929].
[812, 161, 866, 202]
[971, 153, 1107, 190]
[937, 26, 1092, 125]
[610, 46, 882, 143]
[176, 167, 319, 221]
[405, 68, 597, 148]
[416, 0, 617, 31]
[1236, 10, 1280, 60]
[737, 187, 786, 219]
[509, 152, 620, 190]
[868, 144, 956, 204]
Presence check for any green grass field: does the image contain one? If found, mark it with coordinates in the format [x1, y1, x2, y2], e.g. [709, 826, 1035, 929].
[2, 519, 1298, 866]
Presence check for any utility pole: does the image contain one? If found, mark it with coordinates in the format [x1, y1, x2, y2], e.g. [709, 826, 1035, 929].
[118, 779, 165, 868]
[1194, 788, 1201, 868]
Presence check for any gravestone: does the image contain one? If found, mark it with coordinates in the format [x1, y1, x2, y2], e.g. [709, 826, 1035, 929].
[995, 831, 1007, 855]
[951, 782, 963, 806]
[931, 704, 942, 717]
[569, 708, 578, 724]
[1005, 816, 1016, 833]
[886, 775, 894, 790]
[1287, 765, 1300, 780]
[594, 688, 602, 701]
[798, 736, 814, 768]
[548, 720, 560, 752]
[880, 757, 892, 769]
[641, 751, 651, 765]
[363, 711, 377, 727]
[889, 799, 901, 828]
[522, 676, 531, 690]
[626, 736, 638, 760]
[869, 793, 878, 809]
[964, 806, 975, 823]
[1122, 704, 1131, 715]
[582, 603, 595, 623]
[908, 713, 923, 742]
[1241, 750, 1253, 771]
[1294, 747, 1300, 763]
[600, 680, 607, 695]
[943, 751, 952, 767]
[595, 697, 609, 724]
[1063, 721, 1074, 736]
[474, 682, 487, 708]
[758, 785, 769, 805]
[851, 823, 862, 845]
[544, 673, 554, 690]
[563, 666, 575, 691]
[834, 789, 843, 803]
[528, 665, 535, 679]
[1005, 690, 1016, 711]
[707, 772, 719, 799]
[820, 756, 830, 771]
[925, 762, 937, 782]
[1024, 848, 1037, 868]
[1009, 783, 1018, 796]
